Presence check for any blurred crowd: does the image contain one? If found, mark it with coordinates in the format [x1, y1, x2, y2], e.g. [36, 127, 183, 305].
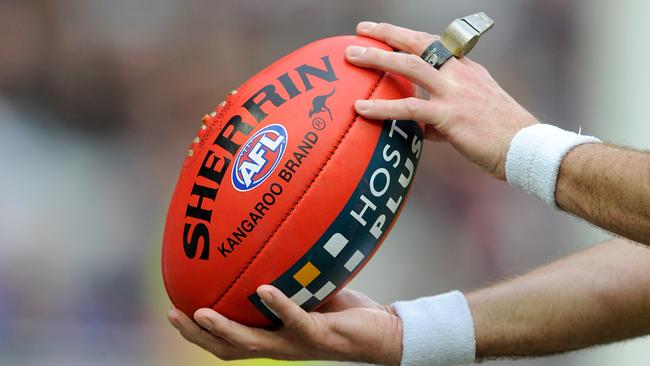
[0, 1, 644, 365]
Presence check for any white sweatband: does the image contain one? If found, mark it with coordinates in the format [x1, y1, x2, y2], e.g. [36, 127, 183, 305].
[505, 123, 601, 208]
[392, 291, 476, 366]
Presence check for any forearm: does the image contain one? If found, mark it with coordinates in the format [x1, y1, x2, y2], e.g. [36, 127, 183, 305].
[555, 143, 650, 245]
[467, 238, 650, 360]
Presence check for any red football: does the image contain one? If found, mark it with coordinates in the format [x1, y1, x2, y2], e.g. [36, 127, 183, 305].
[162, 35, 423, 327]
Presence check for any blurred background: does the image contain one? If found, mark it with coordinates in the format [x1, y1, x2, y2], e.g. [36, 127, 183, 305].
[1, 0, 648, 365]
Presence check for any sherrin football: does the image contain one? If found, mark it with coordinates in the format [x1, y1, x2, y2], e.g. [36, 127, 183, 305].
[162, 35, 423, 327]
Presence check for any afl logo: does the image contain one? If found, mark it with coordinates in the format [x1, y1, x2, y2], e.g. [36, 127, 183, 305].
[232, 124, 288, 192]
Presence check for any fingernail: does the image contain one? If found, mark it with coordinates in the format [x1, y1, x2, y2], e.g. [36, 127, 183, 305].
[358, 21, 377, 32]
[346, 46, 367, 58]
[258, 286, 274, 306]
[355, 100, 374, 112]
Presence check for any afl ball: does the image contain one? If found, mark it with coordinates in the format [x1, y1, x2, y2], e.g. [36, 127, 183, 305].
[162, 35, 423, 326]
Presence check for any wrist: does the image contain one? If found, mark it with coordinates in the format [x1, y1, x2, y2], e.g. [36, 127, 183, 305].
[392, 291, 476, 366]
[505, 123, 601, 208]
[554, 143, 598, 213]
[496, 113, 538, 181]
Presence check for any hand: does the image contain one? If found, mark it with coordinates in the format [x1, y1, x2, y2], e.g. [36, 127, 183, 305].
[167, 285, 403, 365]
[346, 22, 537, 180]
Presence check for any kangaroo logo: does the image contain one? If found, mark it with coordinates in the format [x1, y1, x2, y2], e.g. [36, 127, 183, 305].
[308, 88, 335, 120]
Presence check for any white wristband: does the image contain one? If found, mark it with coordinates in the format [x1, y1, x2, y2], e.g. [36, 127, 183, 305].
[505, 124, 601, 208]
[392, 291, 476, 366]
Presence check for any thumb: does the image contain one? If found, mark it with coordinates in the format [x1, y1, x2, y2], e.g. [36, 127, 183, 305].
[257, 285, 315, 335]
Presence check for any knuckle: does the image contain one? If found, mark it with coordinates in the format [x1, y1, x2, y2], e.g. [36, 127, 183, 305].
[375, 22, 393, 33]
[415, 31, 436, 44]
[404, 97, 422, 116]
[405, 53, 425, 71]
[369, 47, 390, 65]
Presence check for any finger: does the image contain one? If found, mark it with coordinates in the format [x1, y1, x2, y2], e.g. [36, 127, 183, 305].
[317, 289, 382, 312]
[257, 285, 316, 336]
[168, 308, 239, 359]
[354, 97, 444, 124]
[317, 289, 362, 312]
[345, 46, 446, 94]
[356, 21, 437, 56]
[194, 308, 278, 352]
